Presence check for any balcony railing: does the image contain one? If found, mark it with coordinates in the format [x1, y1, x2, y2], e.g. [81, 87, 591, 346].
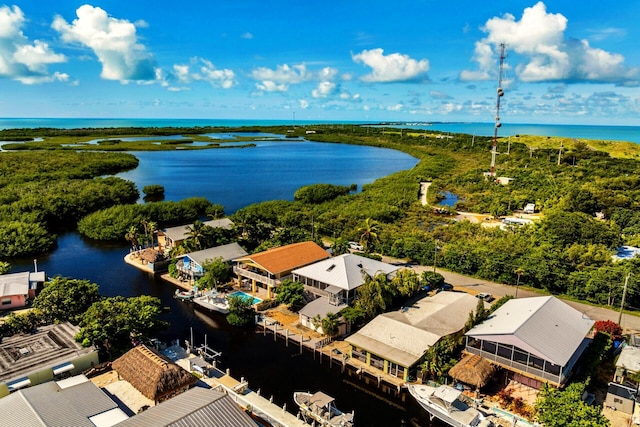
[466, 347, 562, 385]
[233, 266, 278, 287]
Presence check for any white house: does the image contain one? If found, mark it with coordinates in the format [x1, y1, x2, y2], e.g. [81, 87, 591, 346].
[293, 254, 398, 332]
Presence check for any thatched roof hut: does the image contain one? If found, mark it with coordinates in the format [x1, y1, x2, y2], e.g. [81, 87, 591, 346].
[448, 353, 496, 389]
[112, 345, 196, 403]
[139, 248, 164, 263]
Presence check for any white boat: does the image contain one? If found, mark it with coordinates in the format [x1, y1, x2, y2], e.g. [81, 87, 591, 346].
[192, 290, 230, 314]
[174, 288, 194, 300]
[407, 384, 492, 427]
[294, 391, 354, 427]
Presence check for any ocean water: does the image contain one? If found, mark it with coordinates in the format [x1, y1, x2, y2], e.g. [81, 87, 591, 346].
[2, 117, 639, 144]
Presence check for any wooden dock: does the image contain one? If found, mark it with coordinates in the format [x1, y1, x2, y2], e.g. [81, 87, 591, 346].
[256, 317, 407, 398]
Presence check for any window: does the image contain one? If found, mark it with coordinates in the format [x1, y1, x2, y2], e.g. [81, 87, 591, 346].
[614, 398, 623, 404]
[2, 298, 11, 306]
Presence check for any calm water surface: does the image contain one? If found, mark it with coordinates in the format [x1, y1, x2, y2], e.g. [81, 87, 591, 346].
[9, 141, 434, 426]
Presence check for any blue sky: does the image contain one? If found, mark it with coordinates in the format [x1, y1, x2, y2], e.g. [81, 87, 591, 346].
[0, 1, 638, 124]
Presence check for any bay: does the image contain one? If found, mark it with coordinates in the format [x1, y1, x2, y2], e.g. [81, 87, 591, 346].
[118, 140, 418, 212]
[8, 136, 428, 426]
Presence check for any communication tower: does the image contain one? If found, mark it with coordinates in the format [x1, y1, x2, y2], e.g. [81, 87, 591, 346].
[489, 43, 506, 176]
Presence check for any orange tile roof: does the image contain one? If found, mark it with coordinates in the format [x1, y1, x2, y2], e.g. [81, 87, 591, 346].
[236, 241, 330, 275]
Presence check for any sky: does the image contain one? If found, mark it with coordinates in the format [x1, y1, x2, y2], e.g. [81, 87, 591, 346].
[0, 1, 639, 125]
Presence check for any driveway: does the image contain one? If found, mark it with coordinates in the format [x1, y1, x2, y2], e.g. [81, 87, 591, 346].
[383, 256, 640, 333]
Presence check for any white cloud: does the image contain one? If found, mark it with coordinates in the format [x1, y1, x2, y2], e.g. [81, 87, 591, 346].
[241, 32, 253, 39]
[461, 2, 638, 85]
[251, 63, 311, 92]
[312, 81, 337, 98]
[158, 58, 236, 90]
[298, 99, 309, 109]
[52, 4, 156, 81]
[352, 48, 429, 82]
[0, 5, 67, 84]
[387, 103, 404, 111]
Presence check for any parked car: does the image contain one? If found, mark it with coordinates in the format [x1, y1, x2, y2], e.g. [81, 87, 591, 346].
[476, 292, 494, 302]
[436, 283, 453, 293]
[348, 241, 364, 251]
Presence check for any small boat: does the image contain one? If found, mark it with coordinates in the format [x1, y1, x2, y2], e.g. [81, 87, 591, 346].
[294, 391, 354, 427]
[192, 290, 230, 314]
[174, 289, 194, 300]
[407, 384, 492, 427]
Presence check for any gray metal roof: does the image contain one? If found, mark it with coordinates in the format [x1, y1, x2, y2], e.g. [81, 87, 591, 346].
[0, 322, 96, 383]
[346, 292, 478, 367]
[0, 271, 30, 297]
[115, 387, 256, 427]
[292, 254, 398, 291]
[616, 345, 640, 373]
[180, 243, 248, 265]
[465, 296, 594, 366]
[160, 219, 234, 242]
[299, 297, 347, 318]
[0, 375, 124, 427]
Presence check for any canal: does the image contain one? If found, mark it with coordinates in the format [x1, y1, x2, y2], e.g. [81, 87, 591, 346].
[9, 140, 439, 425]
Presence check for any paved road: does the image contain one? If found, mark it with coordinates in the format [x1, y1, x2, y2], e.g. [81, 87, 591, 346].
[384, 257, 640, 333]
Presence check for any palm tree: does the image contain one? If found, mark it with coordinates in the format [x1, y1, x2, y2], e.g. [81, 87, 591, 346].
[393, 269, 421, 297]
[355, 271, 396, 318]
[147, 221, 158, 249]
[125, 226, 139, 249]
[185, 220, 205, 251]
[358, 218, 379, 253]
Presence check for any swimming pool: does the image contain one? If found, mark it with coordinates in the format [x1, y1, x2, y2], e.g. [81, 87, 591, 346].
[229, 291, 262, 305]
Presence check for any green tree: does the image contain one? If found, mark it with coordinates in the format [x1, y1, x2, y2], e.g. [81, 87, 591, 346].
[358, 218, 379, 253]
[0, 261, 10, 275]
[535, 382, 608, 427]
[321, 312, 340, 337]
[185, 220, 206, 251]
[147, 221, 158, 248]
[355, 272, 396, 319]
[76, 295, 167, 358]
[421, 271, 445, 289]
[274, 279, 305, 310]
[125, 225, 139, 249]
[199, 257, 231, 290]
[226, 294, 255, 327]
[393, 268, 421, 298]
[332, 238, 350, 256]
[33, 277, 100, 324]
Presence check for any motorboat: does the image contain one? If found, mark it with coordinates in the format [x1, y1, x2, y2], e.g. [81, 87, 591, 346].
[192, 290, 230, 314]
[294, 391, 354, 427]
[174, 288, 194, 300]
[407, 384, 492, 427]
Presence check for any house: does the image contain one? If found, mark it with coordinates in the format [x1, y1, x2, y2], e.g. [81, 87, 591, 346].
[464, 296, 594, 389]
[112, 345, 197, 404]
[233, 241, 330, 299]
[0, 270, 46, 310]
[614, 343, 640, 385]
[176, 242, 248, 281]
[523, 203, 536, 214]
[157, 218, 234, 250]
[115, 386, 256, 427]
[0, 374, 129, 427]
[0, 322, 99, 397]
[605, 382, 638, 414]
[345, 291, 478, 381]
[293, 254, 399, 333]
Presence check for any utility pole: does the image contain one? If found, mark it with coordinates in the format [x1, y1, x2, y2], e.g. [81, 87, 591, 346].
[557, 142, 563, 166]
[489, 43, 506, 177]
[619, 272, 631, 325]
[433, 239, 439, 273]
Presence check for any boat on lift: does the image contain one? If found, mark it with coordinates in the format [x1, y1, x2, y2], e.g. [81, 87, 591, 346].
[294, 390, 354, 427]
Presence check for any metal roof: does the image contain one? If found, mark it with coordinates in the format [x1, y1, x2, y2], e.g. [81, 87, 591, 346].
[292, 253, 398, 291]
[465, 296, 594, 366]
[0, 271, 30, 297]
[160, 219, 234, 242]
[616, 345, 640, 373]
[0, 375, 124, 427]
[299, 297, 347, 318]
[180, 243, 248, 265]
[0, 322, 96, 383]
[346, 292, 478, 367]
[115, 387, 256, 427]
